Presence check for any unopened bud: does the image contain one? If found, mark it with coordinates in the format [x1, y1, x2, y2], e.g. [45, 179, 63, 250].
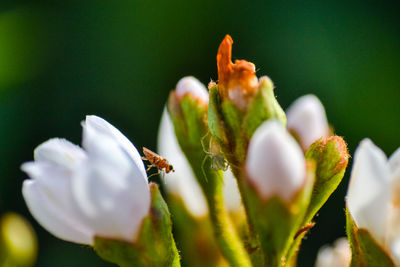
[287, 95, 329, 150]
[304, 136, 349, 222]
[246, 120, 306, 201]
[175, 76, 209, 103]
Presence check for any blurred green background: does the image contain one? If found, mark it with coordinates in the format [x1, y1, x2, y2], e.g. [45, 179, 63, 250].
[0, 1, 399, 266]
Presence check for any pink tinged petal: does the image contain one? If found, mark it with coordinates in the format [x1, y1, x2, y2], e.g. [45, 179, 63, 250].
[34, 138, 87, 168]
[175, 76, 209, 103]
[246, 120, 306, 201]
[157, 108, 208, 217]
[286, 95, 329, 149]
[347, 139, 391, 245]
[22, 180, 93, 245]
[83, 115, 147, 180]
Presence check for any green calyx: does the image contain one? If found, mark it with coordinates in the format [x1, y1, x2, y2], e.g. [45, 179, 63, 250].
[93, 183, 180, 267]
[303, 136, 349, 224]
[208, 76, 286, 167]
[346, 207, 394, 267]
[245, 160, 315, 267]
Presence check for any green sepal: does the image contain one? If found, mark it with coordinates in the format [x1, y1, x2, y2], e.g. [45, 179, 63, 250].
[243, 76, 286, 139]
[245, 160, 315, 266]
[303, 136, 349, 224]
[93, 183, 180, 267]
[220, 100, 246, 163]
[346, 207, 394, 267]
[208, 85, 227, 145]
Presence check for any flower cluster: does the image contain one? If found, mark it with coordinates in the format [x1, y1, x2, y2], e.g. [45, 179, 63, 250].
[25, 34, 400, 267]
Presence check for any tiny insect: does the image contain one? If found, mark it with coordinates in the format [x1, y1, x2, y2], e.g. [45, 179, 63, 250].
[201, 132, 229, 172]
[142, 147, 174, 179]
[200, 132, 230, 181]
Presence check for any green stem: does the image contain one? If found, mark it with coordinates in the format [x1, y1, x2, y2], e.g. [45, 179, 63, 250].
[192, 155, 252, 267]
[231, 165, 264, 266]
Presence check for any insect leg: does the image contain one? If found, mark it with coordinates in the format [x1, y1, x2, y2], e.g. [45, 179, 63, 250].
[201, 155, 209, 182]
[147, 170, 161, 179]
[201, 131, 211, 155]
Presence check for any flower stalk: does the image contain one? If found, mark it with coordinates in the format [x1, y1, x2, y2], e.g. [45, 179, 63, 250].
[167, 78, 251, 266]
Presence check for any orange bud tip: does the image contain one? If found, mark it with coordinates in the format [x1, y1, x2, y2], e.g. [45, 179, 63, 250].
[216, 34, 258, 107]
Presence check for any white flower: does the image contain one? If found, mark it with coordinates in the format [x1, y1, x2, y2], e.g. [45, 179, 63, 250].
[21, 115, 150, 245]
[246, 120, 306, 201]
[347, 139, 400, 264]
[286, 94, 329, 150]
[315, 237, 351, 267]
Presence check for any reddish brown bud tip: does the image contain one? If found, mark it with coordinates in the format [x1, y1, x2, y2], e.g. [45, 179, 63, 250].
[216, 35, 258, 108]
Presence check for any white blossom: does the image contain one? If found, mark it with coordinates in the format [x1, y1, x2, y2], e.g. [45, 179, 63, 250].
[347, 139, 400, 264]
[286, 94, 329, 150]
[315, 237, 351, 267]
[22, 116, 150, 245]
[246, 120, 306, 201]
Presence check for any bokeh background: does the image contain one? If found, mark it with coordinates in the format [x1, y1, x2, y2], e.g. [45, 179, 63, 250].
[1, 1, 399, 266]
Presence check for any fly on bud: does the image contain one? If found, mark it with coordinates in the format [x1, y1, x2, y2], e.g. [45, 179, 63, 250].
[142, 147, 174, 180]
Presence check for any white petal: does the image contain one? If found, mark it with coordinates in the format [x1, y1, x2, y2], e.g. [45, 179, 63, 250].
[21, 162, 73, 212]
[21, 161, 92, 231]
[22, 180, 93, 244]
[286, 95, 329, 149]
[223, 169, 242, 211]
[347, 139, 391, 245]
[246, 120, 306, 201]
[83, 115, 147, 180]
[157, 108, 208, 217]
[34, 138, 87, 168]
[315, 238, 350, 267]
[389, 147, 400, 174]
[390, 238, 400, 266]
[71, 163, 150, 242]
[315, 245, 336, 267]
[175, 76, 209, 103]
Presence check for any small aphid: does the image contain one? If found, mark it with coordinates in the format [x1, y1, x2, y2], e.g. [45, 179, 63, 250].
[142, 147, 174, 179]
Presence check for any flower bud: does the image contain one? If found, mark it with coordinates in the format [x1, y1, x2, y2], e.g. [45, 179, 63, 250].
[208, 35, 286, 168]
[21, 115, 151, 245]
[286, 94, 330, 150]
[303, 135, 349, 223]
[246, 120, 306, 201]
[175, 76, 209, 103]
[167, 77, 251, 266]
[315, 238, 351, 267]
[0, 213, 37, 267]
[244, 121, 315, 266]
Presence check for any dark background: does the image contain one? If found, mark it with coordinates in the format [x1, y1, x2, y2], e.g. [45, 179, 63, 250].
[0, 1, 399, 266]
